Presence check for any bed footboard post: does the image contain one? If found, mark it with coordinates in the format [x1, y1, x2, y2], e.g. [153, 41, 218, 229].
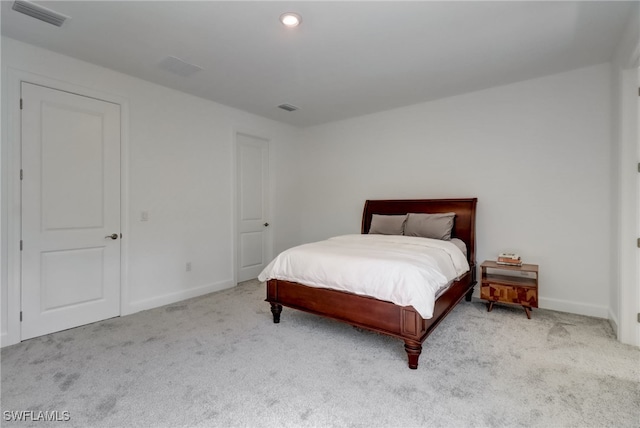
[270, 303, 282, 323]
[404, 340, 422, 369]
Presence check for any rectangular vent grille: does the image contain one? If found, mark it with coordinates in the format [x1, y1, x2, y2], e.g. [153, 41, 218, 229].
[12, 0, 69, 27]
[158, 56, 203, 77]
[278, 104, 299, 112]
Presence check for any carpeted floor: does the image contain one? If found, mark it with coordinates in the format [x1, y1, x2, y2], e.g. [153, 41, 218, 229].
[1, 279, 639, 427]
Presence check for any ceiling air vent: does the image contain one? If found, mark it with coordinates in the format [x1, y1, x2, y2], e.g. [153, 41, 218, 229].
[158, 56, 203, 77]
[12, 0, 69, 27]
[278, 104, 299, 112]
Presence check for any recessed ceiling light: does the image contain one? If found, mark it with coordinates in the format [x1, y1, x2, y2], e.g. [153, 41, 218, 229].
[280, 12, 302, 28]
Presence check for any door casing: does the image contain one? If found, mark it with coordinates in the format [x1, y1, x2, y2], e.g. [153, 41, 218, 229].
[2, 68, 130, 347]
[233, 130, 272, 284]
[20, 82, 122, 340]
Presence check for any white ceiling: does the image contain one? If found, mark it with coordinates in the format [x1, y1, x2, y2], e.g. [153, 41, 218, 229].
[1, 1, 635, 127]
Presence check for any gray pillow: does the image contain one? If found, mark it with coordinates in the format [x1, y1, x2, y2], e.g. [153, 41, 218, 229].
[369, 214, 407, 235]
[404, 213, 456, 240]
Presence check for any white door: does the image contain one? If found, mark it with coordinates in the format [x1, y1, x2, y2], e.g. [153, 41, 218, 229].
[236, 133, 270, 282]
[21, 82, 121, 340]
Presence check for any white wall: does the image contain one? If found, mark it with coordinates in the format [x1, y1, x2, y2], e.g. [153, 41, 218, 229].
[0, 37, 301, 346]
[297, 63, 614, 318]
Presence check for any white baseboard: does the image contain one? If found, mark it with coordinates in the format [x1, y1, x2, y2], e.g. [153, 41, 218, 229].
[1, 332, 9, 348]
[1, 280, 236, 349]
[471, 288, 610, 319]
[123, 279, 236, 316]
[1, 330, 20, 348]
[537, 297, 609, 319]
[608, 309, 619, 338]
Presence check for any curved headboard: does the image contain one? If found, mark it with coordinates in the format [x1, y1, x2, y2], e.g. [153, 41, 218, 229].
[361, 198, 477, 266]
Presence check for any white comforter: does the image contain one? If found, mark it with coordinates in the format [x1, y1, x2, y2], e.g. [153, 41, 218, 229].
[258, 234, 469, 319]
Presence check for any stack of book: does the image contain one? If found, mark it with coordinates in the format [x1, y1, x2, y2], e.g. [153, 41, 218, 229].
[497, 253, 522, 266]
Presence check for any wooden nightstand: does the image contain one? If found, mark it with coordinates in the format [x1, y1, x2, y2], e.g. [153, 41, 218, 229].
[480, 260, 538, 319]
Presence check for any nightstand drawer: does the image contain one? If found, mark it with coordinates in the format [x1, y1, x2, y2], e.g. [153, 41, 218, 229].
[481, 283, 538, 308]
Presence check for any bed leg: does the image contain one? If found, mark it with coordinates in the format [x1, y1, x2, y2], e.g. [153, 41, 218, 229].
[465, 287, 474, 302]
[404, 340, 422, 370]
[270, 303, 282, 323]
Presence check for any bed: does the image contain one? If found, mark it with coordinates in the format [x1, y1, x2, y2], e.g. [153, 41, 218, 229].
[262, 198, 477, 369]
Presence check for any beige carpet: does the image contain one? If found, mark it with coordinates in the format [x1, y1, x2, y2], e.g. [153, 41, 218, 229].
[2, 279, 639, 427]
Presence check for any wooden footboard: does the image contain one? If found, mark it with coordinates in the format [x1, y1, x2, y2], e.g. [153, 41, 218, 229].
[266, 267, 475, 369]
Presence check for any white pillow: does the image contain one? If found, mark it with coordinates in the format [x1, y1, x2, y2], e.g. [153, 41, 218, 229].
[450, 238, 467, 257]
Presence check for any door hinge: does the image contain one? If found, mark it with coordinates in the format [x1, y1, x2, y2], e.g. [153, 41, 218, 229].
[20, 240, 23, 251]
[20, 98, 23, 110]
[637, 237, 640, 248]
[637, 313, 640, 323]
[20, 311, 22, 322]
[20, 169, 23, 180]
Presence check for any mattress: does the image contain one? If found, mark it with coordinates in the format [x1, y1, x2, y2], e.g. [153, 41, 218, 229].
[258, 234, 469, 319]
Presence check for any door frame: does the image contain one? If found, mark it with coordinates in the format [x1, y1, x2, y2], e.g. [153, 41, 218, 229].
[232, 129, 273, 285]
[3, 68, 130, 347]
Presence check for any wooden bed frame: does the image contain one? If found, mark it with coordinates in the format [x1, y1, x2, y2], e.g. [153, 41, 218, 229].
[265, 198, 477, 369]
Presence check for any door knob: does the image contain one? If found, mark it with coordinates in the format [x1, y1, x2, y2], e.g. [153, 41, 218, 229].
[105, 233, 118, 240]
[264, 222, 269, 227]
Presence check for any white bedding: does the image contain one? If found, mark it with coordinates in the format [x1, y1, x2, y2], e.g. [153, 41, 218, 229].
[258, 234, 470, 319]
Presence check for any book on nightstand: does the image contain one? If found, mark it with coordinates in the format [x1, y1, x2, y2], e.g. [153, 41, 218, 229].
[497, 253, 522, 266]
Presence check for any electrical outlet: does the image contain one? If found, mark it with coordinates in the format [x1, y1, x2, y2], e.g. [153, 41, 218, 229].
[186, 262, 192, 272]
[140, 211, 149, 222]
